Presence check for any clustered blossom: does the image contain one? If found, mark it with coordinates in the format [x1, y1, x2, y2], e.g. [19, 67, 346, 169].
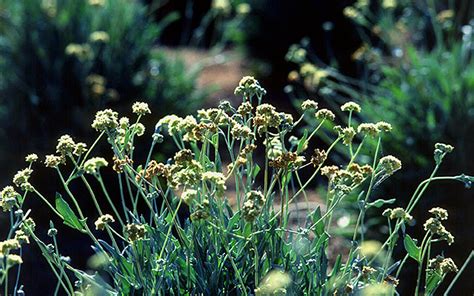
[429, 207, 448, 220]
[269, 151, 305, 169]
[92, 109, 119, 131]
[44, 154, 64, 168]
[237, 101, 253, 115]
[94, 214, 115, 230]
[299, 63, 329, 86]
[428, 255, 458, 274]
[434, 142, 454, 165]
[56, 135, 76, 155]
[142, 160, 168, 181]
[357, 123, 379, 137]
[242, 190, 266, 222]
[202, 172, 227, 197]
[190, 200, 210, 221]
[234, 76, 266, 97]
[311, 149, 327, 167]
[334, 126, 356, 145]
[378, 155, 402, 175]
[376, 121, 392, 132]
[125, 223, 147, 242]
[14, 229, 30, 244]
[315, 109, 335, 121]
[301, 99, 318, 111]
[0, 237, 26, 267]
[25, 154, 38, 163]
[181, 189, 198, 205]
[423, 207, 454, 245]
[73, 142, 87, 156]
[230, 121, 254, 140]
[165, 150, 203, 189]
[132, 102, 151, 116]
[341, 101, 361, 113]
[382, 207, 413, 222]
[83, 157, 108, 174]
[0, 186, 20, 211]
[321, 164, 371, 193]
[131, 123, 146, 137]
[157, 113, 220, 142]
[13, 168, 33, 190]
[254, 104, 282, 134]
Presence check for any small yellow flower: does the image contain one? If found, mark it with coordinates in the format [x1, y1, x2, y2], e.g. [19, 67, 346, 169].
[301, 99, 318, 111]
[94, 214, 115, 230]
[44, 154, 64, 168]
[56, 134, 76, 156]
[92, 109, 119, 131]
[378, 155, 402, 175]
[132, 102, 151, 116]
[315, 109, 335, 121]
[125, 223, 147, 242]
[25, 154, 38, 163]
[341, 101, 361, 113]
[6, 254, 23, 266]
[89, 31, 110, 43]
[83, 157, 108, 174]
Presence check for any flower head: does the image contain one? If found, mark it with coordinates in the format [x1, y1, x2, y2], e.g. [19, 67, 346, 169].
[132, 102, 151, 116]
[25, 154, 38, 163]
[44, 155, 64, 168]
[131, 123, 146, 136]
[92, 109, 119, 131]
[83, 157, 108, 174]
[388, 207, 413, 222]
[311, 149, 327, 167]
[315, 109, 335, 121]
[379, 155, 402, 175]
[6, 254, 23, 266]
[358, 123, 380, 137]
[341, 101, 361, 113]
[125, 223, 146, 242]
[0, 186, 20, 212]
[56, 135, 76, 156]
[376, 121, 392, 133]
[13, 168, 33, 188]
[234, 76, 266, 97]
[301, 100, 318, 111]
[181, 189, 198, 205]
[73, 143, 87, 156]
[429, 207, 448, 220]
[94, 214, 115, 230]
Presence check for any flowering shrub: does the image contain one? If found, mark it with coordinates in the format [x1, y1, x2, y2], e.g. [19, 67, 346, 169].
[0, 77, 472, 295]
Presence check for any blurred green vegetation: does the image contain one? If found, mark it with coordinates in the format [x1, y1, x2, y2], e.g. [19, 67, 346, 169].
[0, 0, 206, 164]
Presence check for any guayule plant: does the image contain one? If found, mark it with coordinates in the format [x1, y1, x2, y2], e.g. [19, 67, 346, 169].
[0, 77, 472, 295]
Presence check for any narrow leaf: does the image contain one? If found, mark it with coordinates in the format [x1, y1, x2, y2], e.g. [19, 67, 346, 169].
[404, 234, 421, 262]
[55, 193, 85, 232]
[367, 198, 396, 208]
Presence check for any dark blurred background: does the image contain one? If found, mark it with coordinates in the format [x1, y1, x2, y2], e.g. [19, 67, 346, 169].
[0, 0, 472, 294]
